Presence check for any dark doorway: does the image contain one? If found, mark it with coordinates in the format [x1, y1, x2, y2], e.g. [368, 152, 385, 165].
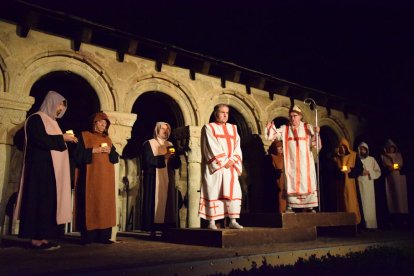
[273, 117, 289, 128]
[319, 126, 340, 212]
[27, 71, 100, 134]
[123, 92, 184, 159]
[123, 91, 184, 231]
[14, 71, 99, 152]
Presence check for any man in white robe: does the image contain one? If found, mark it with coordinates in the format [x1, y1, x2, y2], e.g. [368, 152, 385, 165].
[266, 105, 320, 212]
[357, 142, 381, 229]
[199, 104, 243, 229]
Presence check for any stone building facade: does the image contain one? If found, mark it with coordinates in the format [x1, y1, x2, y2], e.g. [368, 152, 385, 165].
[0, 16, 366, 235]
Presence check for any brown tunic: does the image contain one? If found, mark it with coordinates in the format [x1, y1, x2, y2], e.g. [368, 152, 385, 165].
[334, 138, 362, 224]
[80, 131, 116, 230]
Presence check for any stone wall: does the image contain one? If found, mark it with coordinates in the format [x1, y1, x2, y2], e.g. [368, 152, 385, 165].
[0, 20, 366, 234]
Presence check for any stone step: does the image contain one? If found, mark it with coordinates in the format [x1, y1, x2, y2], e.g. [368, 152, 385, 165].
[239, 212, 357, 236]
[163, 226, 316, 248]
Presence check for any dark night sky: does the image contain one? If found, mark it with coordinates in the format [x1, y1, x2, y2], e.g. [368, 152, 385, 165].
[23, 0, 414, 129]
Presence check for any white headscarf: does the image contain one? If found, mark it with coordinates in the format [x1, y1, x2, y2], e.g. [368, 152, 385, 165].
[153, 121, 171, 140]
[39, 91, 67, 120]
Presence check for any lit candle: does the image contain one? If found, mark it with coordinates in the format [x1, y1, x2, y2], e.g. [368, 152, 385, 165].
[100, 143, 108, 147]
[65, 130, 74, 136]
[393, 163, 399, 170]
[168, 147, 176, 154]
[341, 165, 348, 172]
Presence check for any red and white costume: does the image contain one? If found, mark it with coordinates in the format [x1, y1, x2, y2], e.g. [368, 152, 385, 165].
[199, 122, 243, 220]
[266, 122, 319, 208]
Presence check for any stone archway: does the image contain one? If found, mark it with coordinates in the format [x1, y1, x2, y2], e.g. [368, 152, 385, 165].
[25, 71, 100, 134]
[122, 91, 185, 231]
[125, 74, 199, 126]
[12, 53, 115, 111]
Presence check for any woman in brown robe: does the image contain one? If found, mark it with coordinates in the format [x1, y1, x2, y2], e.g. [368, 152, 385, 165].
[333, 138, 363, 225]
[269, 140, 287, 213]
[74, 112, 119, 244]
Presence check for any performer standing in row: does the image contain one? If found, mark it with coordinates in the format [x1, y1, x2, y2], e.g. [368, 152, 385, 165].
[15, 91, 78, 250]
[357, 142, 381, 230]
[266, 105, 320, 213]
[199, 104, 244, 229]
[141, 122, 180, 235]
[74, 112, 119, 244]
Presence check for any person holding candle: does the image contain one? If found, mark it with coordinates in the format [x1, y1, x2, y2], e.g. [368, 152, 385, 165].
[333, 138, 363, 225]
[357, 142, 381, 230]
[381, 139, 408, 225]
[265, 105, 321, 213]
[141, 122, 180, 235]
[73, 112, 119, 244]
[14, 91, 78, 250]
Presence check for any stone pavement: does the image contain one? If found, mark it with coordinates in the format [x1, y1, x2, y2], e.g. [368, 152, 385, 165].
[1, 229, 414, 275]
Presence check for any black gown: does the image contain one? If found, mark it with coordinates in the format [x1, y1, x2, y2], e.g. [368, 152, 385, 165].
[141, 141, 180, 232]
[18, 114, 67, 240]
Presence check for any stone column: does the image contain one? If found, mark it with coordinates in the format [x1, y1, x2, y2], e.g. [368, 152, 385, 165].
[174, 126, 202, 228]
[103, 111, 137, 238]
[0, 92, 34, 236]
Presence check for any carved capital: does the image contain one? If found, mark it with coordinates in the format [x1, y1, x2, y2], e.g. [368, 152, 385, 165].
[173, 126, 202, 163]
[0, 93, 34, 145]
[103, 111, 137, 153]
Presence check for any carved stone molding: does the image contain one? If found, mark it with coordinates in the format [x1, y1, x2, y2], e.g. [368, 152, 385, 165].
[173, 125, 202, 163]
[0, 92, 34, 144]
[104, 111, 137, 153]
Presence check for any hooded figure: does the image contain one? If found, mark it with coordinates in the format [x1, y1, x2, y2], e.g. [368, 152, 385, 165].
[357, 142, 381, 229]
[15, 91, 74, 250]
[141, 122, 180, 234]
[269, 140, 287, 213]
[381, 139, 408, 214]
[333, 138, 363, 224]
[74, 112, 119, 244]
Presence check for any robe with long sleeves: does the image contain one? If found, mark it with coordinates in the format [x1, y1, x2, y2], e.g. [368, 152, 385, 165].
[73, 131, 118, 233]
[266, 122, 319, 208]
[381, 140, 408, 214]
[357, 142, 381, 229]
[15, 113, 71, 240]
[333, 138, 363, 224]
[199, 122, 243, 220]
[141, 139, 179, 231]
[269, 140, 287, 213]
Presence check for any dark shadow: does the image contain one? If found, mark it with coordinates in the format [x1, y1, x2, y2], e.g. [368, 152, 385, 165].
[319, 126, 339, 212]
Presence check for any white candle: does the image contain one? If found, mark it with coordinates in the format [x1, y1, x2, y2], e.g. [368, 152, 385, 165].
[393, 163, 399, 170]
[65, 130, 74, 136]
[341, 165, 348, 172]
[100, 143, 108, 147]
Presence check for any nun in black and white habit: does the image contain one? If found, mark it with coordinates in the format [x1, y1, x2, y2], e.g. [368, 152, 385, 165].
[141, 122, 180, 234]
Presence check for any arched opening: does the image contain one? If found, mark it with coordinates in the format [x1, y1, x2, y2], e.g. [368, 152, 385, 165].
[14, 71, 99, 154]
[319, 125, 340, 212]
[122, 91, 185, 231]
[273, 117, 289, 128]
[26, 71, 100, 133]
